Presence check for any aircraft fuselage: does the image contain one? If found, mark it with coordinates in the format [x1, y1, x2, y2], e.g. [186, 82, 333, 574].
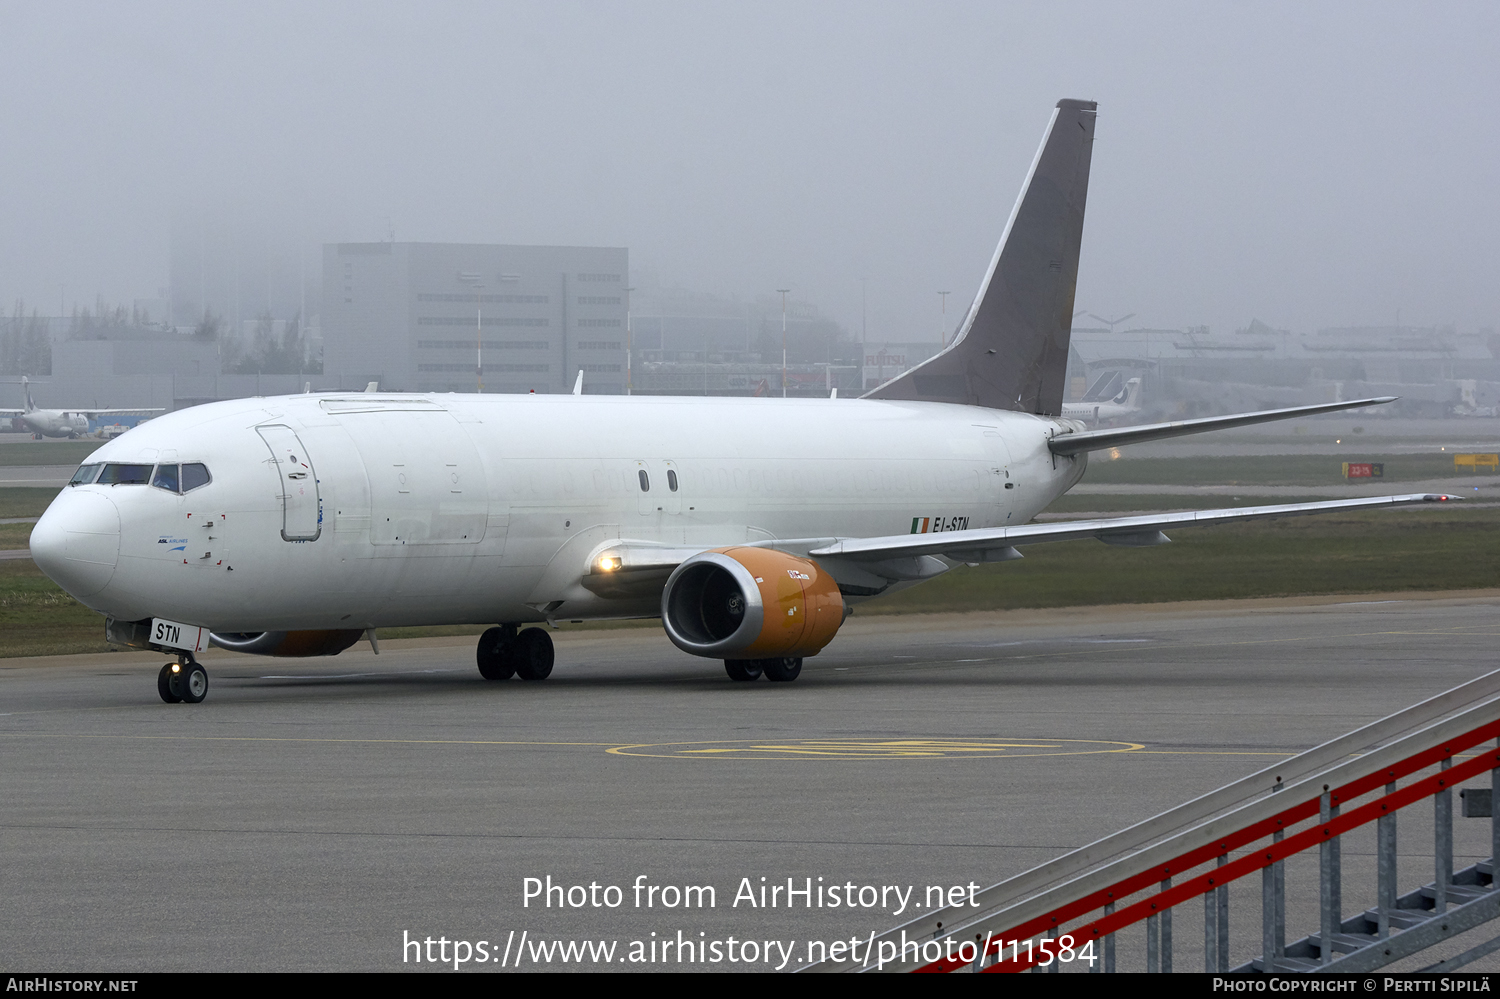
[31, 393, 1086, 632]
[15, 410, 90, 438]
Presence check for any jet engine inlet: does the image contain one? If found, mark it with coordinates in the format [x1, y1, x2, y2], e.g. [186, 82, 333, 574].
[209, 630, 364, 657]
[661, 548, 844, 659]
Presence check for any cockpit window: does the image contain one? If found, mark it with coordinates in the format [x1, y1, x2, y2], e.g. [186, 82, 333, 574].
[181, 463, 211, 492]
[69, 464, 101, 486]
[152, 464, 180, 492]
[96, 463, 153, 485]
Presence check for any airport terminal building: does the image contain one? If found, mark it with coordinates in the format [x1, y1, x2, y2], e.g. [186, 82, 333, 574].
[321, 242, 629, 395]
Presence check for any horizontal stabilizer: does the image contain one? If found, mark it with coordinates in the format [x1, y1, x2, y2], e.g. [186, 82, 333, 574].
[1048, 397, 1397, 456]
[809, 493, 1455, 563]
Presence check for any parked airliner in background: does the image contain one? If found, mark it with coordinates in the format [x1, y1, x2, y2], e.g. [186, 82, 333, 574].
[30, 100, 1451, 704]
[3, 377, 163, 439]
[1060, 372, 1142, 424]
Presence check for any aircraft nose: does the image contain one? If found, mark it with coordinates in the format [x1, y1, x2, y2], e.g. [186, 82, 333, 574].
[31, 491, 120, 598]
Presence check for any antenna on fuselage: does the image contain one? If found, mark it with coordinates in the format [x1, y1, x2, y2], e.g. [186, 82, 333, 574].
[572, 370, 583, 396]
[364, 381, 379, 393]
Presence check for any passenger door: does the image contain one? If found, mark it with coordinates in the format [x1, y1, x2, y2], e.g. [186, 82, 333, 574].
[257, 425, 321, 541]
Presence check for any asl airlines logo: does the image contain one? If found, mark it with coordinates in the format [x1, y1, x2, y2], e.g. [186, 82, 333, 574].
[909, 516, 971, 534]
[157, 536, 188, 551]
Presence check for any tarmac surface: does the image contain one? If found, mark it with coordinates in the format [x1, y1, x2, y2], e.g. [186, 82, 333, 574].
[4, 593, 1500, 973]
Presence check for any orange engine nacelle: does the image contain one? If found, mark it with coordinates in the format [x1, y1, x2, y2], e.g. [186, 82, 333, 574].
[661, 547, 845, 660]
[209, 630, 365, 657]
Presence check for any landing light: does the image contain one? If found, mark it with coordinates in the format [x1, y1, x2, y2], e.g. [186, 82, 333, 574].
[597, 556, 623, 573]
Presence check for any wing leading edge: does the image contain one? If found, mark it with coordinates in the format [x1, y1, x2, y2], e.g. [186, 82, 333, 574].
[809, 493, 1456, 563]
[578, 494, 1455, 601]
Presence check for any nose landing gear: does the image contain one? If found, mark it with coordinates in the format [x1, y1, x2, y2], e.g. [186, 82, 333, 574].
[157, 654, 208, 704]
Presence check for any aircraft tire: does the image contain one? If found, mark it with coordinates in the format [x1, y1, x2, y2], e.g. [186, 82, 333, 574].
[723, 659, 762, 681]
[157, 664, 182, 704]
[476, 626, 516, 680]
[514, 628, 554, 681]
[762, 657, 802, 682]
[179, 663, 209, 703]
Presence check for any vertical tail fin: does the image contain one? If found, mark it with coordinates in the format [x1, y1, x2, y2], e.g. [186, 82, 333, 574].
[864, 99, 1097, 415]
[22, 376, 34, 413]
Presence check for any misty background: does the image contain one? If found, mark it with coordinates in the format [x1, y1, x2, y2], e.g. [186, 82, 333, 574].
[0, 1, 1496, 390]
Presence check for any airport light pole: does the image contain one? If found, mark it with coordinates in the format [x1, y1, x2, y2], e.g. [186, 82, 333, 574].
[777, 289, 790, 398]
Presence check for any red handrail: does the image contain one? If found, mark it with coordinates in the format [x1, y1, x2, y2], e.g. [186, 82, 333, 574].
[913, 718, 1500, 973]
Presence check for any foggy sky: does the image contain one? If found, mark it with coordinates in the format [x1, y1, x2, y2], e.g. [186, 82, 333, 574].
[2, 1, 1496, 342]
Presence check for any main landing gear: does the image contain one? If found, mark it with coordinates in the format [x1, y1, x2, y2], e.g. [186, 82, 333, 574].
[724, 658, 802, 682]
[476, 625, 554, 682]
[157, 653, 208, 704]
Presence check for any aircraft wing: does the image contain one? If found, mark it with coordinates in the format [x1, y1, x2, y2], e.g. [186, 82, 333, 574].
[1048, 397, 1397, 455]
[71, 408, 166, 417]
[0, 409, 24, 417]
[578, 494, 1455, 600]
[808, 493, 1456, 563]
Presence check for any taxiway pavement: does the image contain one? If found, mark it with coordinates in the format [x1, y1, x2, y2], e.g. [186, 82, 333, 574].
[3, 594, 1499, 972]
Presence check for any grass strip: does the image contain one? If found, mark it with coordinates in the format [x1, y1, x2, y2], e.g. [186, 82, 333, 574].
[0, 441, 104, 467]
[1083, 452, 1497, 487]
[0, 523, 33, 548]
[1041, 493, 1334, 514]
[0, 487, 60, 518]
[864, 506, 1499, 614]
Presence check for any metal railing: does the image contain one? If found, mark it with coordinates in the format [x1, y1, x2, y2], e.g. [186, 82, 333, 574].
[799, 668, 1500, 973]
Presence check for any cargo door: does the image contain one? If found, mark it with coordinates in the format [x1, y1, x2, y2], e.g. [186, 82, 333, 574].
[257, 425, 321, 541]
[982, 429, 1015, 526]
[334, 409, 488, 546]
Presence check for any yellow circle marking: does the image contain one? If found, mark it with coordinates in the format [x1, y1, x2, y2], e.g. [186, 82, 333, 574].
[605, 737, 1144, 760]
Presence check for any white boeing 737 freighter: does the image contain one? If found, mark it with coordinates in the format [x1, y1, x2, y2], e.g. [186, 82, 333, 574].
[30, 100, 1451, 703]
